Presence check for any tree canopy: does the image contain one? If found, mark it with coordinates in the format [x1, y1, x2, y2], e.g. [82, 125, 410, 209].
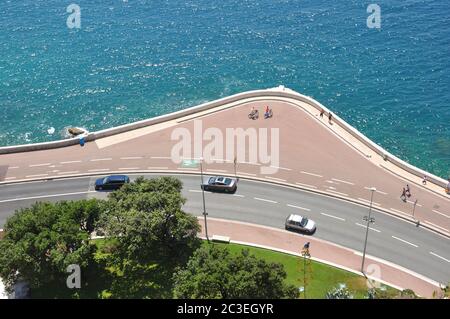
[172, 245, 298, 299]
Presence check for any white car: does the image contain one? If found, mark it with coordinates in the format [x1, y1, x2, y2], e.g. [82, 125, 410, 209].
[285, 214, 316, 234]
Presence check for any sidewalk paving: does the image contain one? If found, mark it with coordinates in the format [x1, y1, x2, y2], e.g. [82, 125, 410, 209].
[199, 217, 446, 298]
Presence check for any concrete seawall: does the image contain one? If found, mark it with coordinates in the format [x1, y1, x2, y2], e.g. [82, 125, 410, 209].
[0, 86, 447, 188]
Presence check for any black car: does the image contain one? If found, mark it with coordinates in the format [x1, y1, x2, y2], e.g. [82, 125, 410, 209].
[201, 176, 237, 193]
[95, 175, 130, 191]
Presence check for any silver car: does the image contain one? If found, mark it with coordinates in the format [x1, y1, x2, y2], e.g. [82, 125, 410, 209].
[285, 214, 316, 234]
[201, 176, 237, 193]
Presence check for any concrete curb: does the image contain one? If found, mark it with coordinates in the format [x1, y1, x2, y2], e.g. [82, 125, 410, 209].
[1, 169, 448, 238]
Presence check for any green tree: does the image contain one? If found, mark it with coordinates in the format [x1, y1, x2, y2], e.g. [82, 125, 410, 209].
[98, 176, 201, 298]
[0, 199, 103, 294]
[172, 245, 299, 299]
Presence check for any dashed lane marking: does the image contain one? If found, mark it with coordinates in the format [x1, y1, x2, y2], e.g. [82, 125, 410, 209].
[254, 197, 278, 204]
[270, 166, 292, 171]
[151, 156, 172, 160]
[358, 198, 381, 206]
[432, 210, 450, 219]
[118, 167, 140, 170]
[296, 182, 317, 189]
[90, 158, 112, 162]
[429, 252, 450, 263]
[233, 194, 245, 198]
[0, 191, 95, 203]
[148, 167, 169, 170]
[60, 160, 82, 164]
[120, 156, 143, 160]
[237, 172, 257, 176]
[321, 213, 345, 221]
[287, 204, 310, 211]
[29, 163, 51, 167]
[57, 171, 80, 175]
[355, 223, 381, 233]
[188, 190, 202, 193]
[391, 236, 418, 248]
[300, 171, 323, 178]
[327, 189, 348, 197]
[332, 178, 355, 185]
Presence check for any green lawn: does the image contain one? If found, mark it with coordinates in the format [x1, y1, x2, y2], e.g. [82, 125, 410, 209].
[206, 241, 399, 299]
[32, 239, 398, 299]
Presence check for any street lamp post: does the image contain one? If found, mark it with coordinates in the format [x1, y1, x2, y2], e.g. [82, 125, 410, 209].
[199, 157, 209, 242]
[361, 187, 376, 274]
[301, 242, 310, 299]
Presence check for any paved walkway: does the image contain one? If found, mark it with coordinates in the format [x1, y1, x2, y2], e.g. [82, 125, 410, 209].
[200, 217, 445, 298]
[1, 94, 448, 236]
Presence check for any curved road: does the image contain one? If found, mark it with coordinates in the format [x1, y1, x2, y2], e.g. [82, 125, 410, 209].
[0, 173, 449, 284]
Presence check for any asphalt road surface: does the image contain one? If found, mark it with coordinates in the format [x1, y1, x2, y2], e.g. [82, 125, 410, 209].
[0, 173, 449, 284]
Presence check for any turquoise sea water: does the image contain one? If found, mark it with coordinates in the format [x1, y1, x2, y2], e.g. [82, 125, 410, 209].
[0, 0, 449, 178]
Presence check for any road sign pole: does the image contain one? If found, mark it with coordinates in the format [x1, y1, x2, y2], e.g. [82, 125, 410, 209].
[361, 187, 376, 274]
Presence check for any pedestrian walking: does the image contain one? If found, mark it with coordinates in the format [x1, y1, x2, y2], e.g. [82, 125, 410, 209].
[406, 184, 411, 198]
[320, 109, 324, 118]
[400, 188, 407, 202]
[328, 112, 333, 124]
[422, 175, 427, 185]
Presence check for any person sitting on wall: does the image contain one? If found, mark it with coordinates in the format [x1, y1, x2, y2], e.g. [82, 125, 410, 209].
[248, 107, 259, 120]
[446, 179, 450, 195]
[264, 105, 273, 119]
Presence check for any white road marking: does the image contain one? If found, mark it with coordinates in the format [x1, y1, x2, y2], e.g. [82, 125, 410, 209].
[423, 221, 449, 232]
[254, 197, 278, 204]
[391, 236, 418, 248]
[118, 167, 140, 170]
[178, 167, 197, 170]
[364, 187, 388, 195]
[327, 186, 336, 190]
[88, 168, 110, 172]
[432, 210, 450, 219]
[296, 182, 317, 189]
[25, 174, 49, 178]
[4, 177, 16, 180]
[240, 161, 261, 166]
[60, 160, 82, 164]
[390, 208, 410, 216]
[300, 171, 323, 178]
[57, 171, 80, 175]
[188, 189, 202, 193]
[120, 156, 143, 160]
[355, 223, 381, 233]
[327, 189, 348, 197]
[233, 194, 245, 198]
[358, 198, 381, 206]
[147, 166, 169, 170]
[90, 158, 112, 162]
[407, 200, 422, 207]
[29, 163, 51, 167]
[287, 204, 311, 211]
[332, 178, 355, 185]
[0, 191, 95, 203]
[429, 252, 450, 263]
[270, 166, 292, 171]
[326, 180, 337, 184]
[264, 176, 287, 182]
[151, 156, 172, 160]
[321, 213, 345, 221]
[8, 166, 19, 169]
